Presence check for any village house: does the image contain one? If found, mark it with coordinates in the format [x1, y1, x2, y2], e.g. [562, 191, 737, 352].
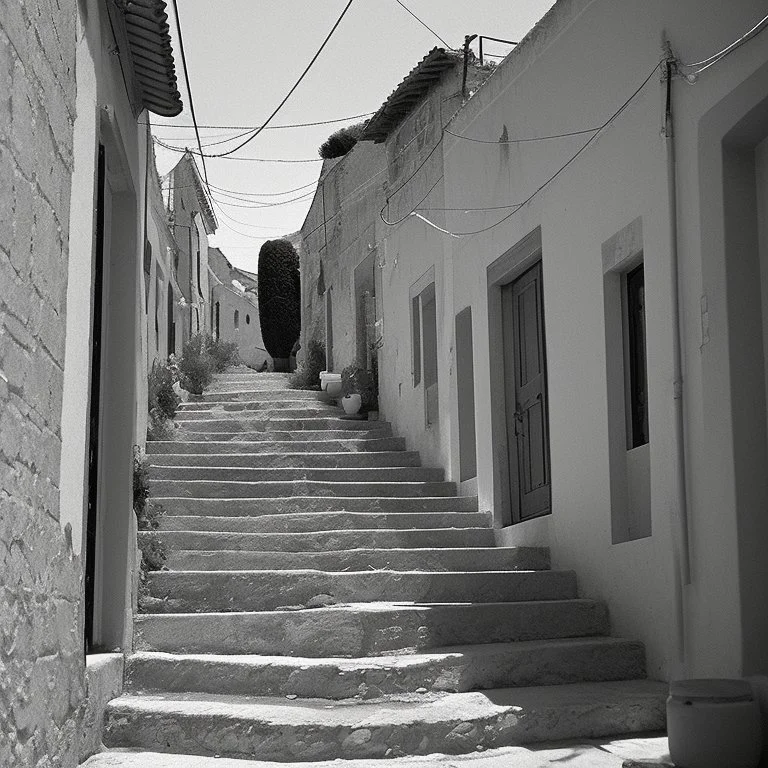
[300, 0, 768, 684]
[1, 0, 183, 763]
[207, 245, 269, 369]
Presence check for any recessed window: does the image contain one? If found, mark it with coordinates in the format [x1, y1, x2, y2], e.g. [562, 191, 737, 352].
[625, 264, 649, 448]
[246, 314, 250, 325]
[409, 267, 438, 426]
[234, 310, 239, 330]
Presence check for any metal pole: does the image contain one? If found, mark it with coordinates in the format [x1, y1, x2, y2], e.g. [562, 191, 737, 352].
[462, 35, 477, 99]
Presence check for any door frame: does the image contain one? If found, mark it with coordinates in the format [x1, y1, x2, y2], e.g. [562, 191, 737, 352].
[487, 227, 548, 526]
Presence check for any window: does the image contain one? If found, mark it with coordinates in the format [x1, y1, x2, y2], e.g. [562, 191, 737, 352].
[409, 267, 438, 426]
[625, 264, 649, 448]
[234, 309, 239, 330]
[246, 314, 250, 325]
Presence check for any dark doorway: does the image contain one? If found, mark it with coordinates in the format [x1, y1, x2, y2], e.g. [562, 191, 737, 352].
[167, 284, 175, 356]
[501, 262, 551, 522]
[84, 144, 106, 652]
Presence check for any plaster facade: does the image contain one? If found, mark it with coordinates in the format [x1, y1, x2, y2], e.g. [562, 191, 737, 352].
[301, 1, 768, 682]
[208, 247, 269, 369]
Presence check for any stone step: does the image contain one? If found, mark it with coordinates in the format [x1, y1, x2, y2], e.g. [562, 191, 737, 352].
[177, 406, 340, 420]
[148, 479, 457, 499]
[164, 546, 550, 572]
[153, 496, 479, 516]
[79, 739, 672, 768]
[195, 389, 319, 403]
[147, 437, 407, 453]
[148, 451, 422, 468]
[158, 511, 491, 533]
[103, 681, 667, 760]
[174, 417, 392, 433]
[145, 527, 494, 552]
[143, 569, 577, 613]
[148, 466, 444, 484]
[134, 599, 610, 656]
[178, 396, 326, 411]
[172, 429, 393, 442]
[125, 638, 645, 698]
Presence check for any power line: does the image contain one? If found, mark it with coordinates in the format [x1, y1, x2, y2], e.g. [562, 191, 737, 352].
[677, 11, 768, 74]
[209, 190, 316, 210]
[387, 61, 662, 236]
[392, 0, 452, 49]
[170, 0, 208, 186]
[153, 136, 322, 162]
[206, 0, 356, 158]
[147, 111, 375, 131]
[444, 125, 601, 144]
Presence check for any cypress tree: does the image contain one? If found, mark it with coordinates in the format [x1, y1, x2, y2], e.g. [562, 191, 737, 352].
[258, 239, 301, 371]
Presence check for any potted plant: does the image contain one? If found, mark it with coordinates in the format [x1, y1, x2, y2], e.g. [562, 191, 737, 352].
[341, 365, 374, 416]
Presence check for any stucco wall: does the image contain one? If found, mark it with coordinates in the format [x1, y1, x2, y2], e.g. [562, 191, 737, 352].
[0, 1, 86, 765]
[372, 0, 768, 680]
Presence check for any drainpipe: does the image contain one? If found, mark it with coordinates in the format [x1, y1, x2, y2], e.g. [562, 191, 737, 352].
[663, 41, 692, 674]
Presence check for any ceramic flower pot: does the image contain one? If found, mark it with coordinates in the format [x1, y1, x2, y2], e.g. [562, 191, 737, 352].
[341, 394, 362, 415]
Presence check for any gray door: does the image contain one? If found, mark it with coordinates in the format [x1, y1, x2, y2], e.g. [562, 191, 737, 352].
[501, 262, 551, 521]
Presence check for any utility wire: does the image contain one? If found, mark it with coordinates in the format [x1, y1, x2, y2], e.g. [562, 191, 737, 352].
[444, 125, 601, 144]
[170, 0, 208, 186]
[209, 190, 316, 210]
[677, 11, 768, 73]
[384, 62, 662, 235]
[163, 179, 318, 199]
[206, 0, 356, 158]
[392, 0, 452, 48]
[146, 112, 374, 132]
[154, 136, 322, 162]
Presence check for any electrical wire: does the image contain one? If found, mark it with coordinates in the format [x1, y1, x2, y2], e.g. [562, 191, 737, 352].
[162, 179, 319, 198]
[381, 174, 445, 226]
[154, 136, 323, 162]
[381, 61, 662, 235]
[444, 125, 601, 144]
[205, 0, 356, 158]
[209, 190, 316, 209]
[392, 0, 452, 49]
[170, 0, 209, 186]
[677, 11, 768, 73]
[145, 112, 374, 131]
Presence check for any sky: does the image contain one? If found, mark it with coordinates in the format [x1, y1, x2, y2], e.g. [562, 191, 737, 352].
[152, 0, 556, 271]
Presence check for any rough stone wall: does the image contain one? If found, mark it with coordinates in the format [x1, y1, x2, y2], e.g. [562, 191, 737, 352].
[0, 2, 86, 767]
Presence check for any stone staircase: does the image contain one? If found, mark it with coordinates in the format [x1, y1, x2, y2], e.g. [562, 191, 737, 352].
[95, 371, 666, 765]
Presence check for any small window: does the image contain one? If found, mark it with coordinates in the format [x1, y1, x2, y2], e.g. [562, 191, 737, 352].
[246, 314, 250, 325]
[625, 264, 649, 448]
[234, 310, 240, 330]
[411, 296, 421, 386]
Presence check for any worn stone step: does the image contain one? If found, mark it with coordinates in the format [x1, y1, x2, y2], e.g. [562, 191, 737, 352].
[178, 396, 327, 411]
[134, 599, 610, 656]
[153, 496, 479, 516]
[172, 429, 393, 442]
[148, 451, 422, 468]
[174, 417, 392, 433]
[125, 638, 645, 699]
[145, 527, 494, 552]
[195, 389, 322, 403]
[177, 406, 340, 420]
[148, 466, 444, 484]
[103, 681, 666, 760]
[165, 546, 549, 573]
[144, 569, 577, 613]
[147, 437, 407, 453]
[148, 479, 457, 499]
[158, 511, 491, 534]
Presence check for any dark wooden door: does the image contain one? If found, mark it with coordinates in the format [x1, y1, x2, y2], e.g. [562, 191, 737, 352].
[501, 262, 551, 521]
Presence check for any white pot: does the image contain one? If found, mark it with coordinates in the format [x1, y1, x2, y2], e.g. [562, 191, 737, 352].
[342, 394, 362, 415]
[320, 371, 343, 399]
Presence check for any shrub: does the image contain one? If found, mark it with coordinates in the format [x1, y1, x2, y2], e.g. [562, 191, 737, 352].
[138, 533, 167, 571]
[289, 339, 326, 390]
[133, 448, 151, 518]
[148, 360, 180, 421]
[208, 336, 240, 373]
[178, 333, 215, 394]
[341, 365, 377, 411]
[137, 501, 165, 531]
[319, 122, 367, 159]
[258, 240, 300, 370]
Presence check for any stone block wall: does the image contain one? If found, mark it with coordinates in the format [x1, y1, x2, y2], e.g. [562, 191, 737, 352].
[1, 2, 86, 766]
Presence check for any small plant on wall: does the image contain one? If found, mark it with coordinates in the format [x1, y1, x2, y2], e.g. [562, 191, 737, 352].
[178, 333, 215, 395]
[341, 365, 377, 415]
[258, 239, 300, 372]
[147, 359, 180, 440]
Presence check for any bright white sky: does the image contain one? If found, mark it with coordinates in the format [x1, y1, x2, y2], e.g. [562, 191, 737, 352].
[152, 0, 556, 271]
